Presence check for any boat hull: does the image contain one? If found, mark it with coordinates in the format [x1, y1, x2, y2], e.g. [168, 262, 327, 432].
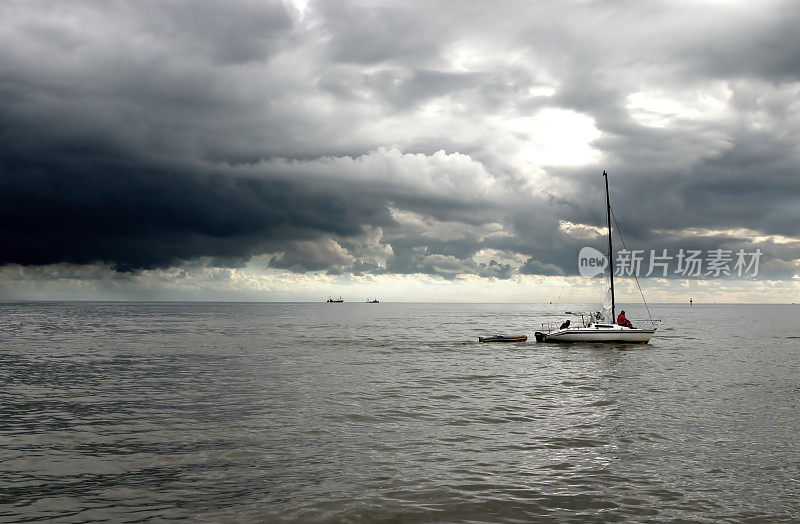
[535, 326, 655, 343]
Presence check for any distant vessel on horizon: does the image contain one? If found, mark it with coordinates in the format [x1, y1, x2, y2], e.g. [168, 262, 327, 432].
[326, 296, 344, 303]
[366, 298, 379, 303]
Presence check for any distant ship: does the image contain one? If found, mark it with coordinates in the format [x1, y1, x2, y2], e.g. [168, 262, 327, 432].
[326, 296, 344, 303]
[366, 298, 379, 303]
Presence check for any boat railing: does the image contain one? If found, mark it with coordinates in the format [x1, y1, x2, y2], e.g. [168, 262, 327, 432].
[541, 322, 558, 332]
[542, 320, 581, 332]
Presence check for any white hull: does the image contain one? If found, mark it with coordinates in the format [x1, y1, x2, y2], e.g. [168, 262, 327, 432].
[536, 324, 655, 343]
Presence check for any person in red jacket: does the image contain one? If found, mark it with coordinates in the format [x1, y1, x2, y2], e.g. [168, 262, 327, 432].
[617, 310, 634, 328]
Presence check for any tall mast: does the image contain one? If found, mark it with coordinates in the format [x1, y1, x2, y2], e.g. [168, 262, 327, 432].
[603, 170, 615, 320]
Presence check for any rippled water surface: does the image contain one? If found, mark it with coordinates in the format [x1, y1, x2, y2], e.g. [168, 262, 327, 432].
[1, 302, 799, 522]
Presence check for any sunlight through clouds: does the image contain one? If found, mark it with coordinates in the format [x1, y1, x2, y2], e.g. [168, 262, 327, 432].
[505, 109, 602, 168]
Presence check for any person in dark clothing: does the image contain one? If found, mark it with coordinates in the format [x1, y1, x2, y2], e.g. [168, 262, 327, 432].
[559, 320, 571, 330]
[617, 310, 634, 328]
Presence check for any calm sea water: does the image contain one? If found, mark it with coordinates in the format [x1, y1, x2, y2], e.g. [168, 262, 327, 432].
[1, 302, 798, 522]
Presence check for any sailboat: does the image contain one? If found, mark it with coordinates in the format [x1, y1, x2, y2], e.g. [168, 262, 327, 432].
[534, 171, 657, 343]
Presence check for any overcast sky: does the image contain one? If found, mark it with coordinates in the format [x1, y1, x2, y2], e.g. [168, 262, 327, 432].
[1, 0, 799, 302]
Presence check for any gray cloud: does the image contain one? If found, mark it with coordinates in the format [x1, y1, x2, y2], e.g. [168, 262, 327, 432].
[1, 0, 799, 291]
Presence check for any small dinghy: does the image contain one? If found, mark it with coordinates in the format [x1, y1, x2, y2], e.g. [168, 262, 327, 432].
[479, 334, 527, 343]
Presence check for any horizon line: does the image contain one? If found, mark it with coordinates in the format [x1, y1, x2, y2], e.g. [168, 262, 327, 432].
[1, 300, 797, 305]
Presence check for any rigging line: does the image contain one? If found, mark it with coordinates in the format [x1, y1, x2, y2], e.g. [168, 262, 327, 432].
[610, 207, 654, 322]
[555, 179, 603, 306]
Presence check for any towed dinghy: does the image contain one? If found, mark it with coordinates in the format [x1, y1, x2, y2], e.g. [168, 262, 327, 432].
[479, 334, 527, 343]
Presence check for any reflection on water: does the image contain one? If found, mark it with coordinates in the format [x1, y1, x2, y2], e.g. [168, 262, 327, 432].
[1, 302, 798, 521]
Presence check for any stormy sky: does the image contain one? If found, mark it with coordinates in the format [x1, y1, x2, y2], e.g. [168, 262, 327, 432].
[1, 0, 799, 301]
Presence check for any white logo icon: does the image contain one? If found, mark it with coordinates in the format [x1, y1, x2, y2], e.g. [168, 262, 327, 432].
[578, 246, 608, 278]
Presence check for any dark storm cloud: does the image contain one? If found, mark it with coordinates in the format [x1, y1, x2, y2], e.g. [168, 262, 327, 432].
[0, 150, 391, 269]
[1, 0, 799, 285]
[362, 69, 491, 111]
[670, 4, 800, 83]
[151, 0, 294, 64]
[519, 258, 565, 277]
[318, 1, 446, 66]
